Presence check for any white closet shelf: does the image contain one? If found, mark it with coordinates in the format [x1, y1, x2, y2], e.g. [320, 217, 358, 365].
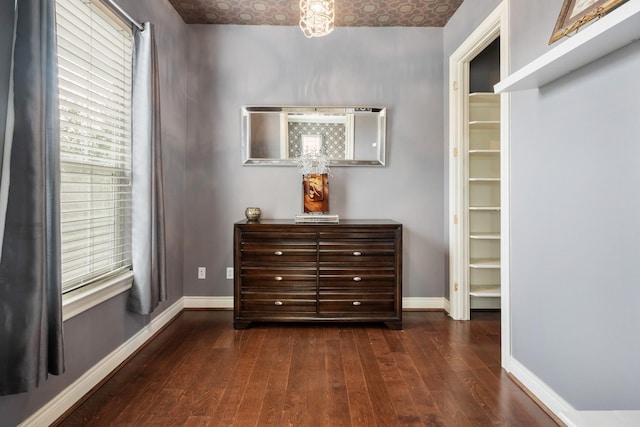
[494, 1, 640, 93]
[469, 121, 500, 127]
[469, 149, 500, 154]
[469, 177, 500, 182]
[469, 206, 501, 211]
[470, 285, 501, 298]
[469, 258, 501, 268]
[469, 92, 500, 102]
[470, 232, 501, 240]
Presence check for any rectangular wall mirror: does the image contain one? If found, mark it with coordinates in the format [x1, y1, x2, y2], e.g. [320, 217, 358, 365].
[241, 106, 387, 166]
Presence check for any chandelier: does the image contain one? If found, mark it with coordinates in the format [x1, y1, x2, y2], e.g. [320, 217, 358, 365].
[299, 0, 335, 38]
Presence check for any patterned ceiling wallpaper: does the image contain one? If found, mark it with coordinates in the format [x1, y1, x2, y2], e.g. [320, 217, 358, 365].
[168, 0, 464, 27]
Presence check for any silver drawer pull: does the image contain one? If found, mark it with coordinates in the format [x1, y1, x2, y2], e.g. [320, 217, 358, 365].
[352, 301, 362, 306]
[274, 250, 283, 256]
[353, 276, 362, 282]
[274, 276, 283, 281]
[274, 301, 283, 306]
[352, 251, 362, 256]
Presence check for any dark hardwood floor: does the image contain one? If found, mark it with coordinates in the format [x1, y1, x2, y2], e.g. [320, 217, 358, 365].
[57, 311, 559, 426]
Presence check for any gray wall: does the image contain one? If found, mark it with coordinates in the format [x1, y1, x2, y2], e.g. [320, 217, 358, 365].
[183, 25, 446, 299]
[0, 0, 187, 424]
[5, 0, 638, 421]
[509, 0, 640, 410]
[442, 0, 640, 410]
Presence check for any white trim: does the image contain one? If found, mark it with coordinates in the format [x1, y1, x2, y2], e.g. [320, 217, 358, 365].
[498, 0, 512, 371]
[20, 298, 184, 427]
[509, 357, 576, 424]
[183, 295, 234, 309]
[402, 297, 446, 310]
[509, 358, 640, 427]
[563, 411, 640, 427]
[62, 270, 134, 321]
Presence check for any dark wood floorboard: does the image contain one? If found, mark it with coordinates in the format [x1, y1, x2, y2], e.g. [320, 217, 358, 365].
[57, 311, 559, 427]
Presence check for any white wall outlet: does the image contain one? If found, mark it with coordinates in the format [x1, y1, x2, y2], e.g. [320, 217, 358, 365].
[197, 267, 206, 280]
[226, 267, 234, 279]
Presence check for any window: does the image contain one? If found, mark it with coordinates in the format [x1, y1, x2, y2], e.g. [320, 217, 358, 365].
[56, 0, 133, 294]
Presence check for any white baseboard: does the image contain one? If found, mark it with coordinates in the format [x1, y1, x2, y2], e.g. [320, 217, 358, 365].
[183, 296, 446, 311]
[402, 297, 446, 310]
[509, 357, 575, 423]
[183, 295, 233, 309]
[20, 298, 185, 427]
[509, 357, 640, 427]
[564, 411, 640, 427]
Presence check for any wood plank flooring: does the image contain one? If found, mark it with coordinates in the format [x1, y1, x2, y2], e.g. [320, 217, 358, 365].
[57, 311, 559, 426]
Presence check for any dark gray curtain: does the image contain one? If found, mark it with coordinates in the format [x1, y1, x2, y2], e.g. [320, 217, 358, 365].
[128, 23, 167, 315]
[0, 0, 64, 395]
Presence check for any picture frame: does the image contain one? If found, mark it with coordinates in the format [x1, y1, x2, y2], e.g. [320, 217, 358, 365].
[549, 0, 630, 44]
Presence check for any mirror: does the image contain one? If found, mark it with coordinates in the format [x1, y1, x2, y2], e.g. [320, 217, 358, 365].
[241, 106, 386, 166]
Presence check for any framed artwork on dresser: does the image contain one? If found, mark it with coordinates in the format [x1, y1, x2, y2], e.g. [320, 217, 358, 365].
[550, 0, 629, 43]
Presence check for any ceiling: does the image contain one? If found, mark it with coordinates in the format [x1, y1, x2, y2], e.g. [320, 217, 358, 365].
[168, 0, 464, 27]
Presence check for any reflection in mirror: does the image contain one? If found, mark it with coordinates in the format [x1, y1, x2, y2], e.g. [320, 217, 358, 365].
[241, 106, 386, 166]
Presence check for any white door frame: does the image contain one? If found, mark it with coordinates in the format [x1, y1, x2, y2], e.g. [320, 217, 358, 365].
[448, 1, 511, 369]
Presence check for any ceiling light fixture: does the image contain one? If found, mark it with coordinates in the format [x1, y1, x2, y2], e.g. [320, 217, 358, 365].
[299, 0, 335, 38]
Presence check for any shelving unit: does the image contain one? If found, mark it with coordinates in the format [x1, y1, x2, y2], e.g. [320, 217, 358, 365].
[467, 92, 501, 309]
[494, 0, 640, 92]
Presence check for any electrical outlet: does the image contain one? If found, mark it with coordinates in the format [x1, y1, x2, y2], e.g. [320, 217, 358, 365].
[197, 267, 206, 280]
[226, 267, 234, 279]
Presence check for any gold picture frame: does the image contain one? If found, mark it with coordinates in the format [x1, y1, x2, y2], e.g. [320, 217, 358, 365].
[549, 0, 629, 44]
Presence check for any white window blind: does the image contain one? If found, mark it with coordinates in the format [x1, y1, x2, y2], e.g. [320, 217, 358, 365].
[56, 0, 133, 293]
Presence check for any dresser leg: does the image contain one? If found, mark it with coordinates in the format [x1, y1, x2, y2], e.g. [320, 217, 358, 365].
[384, 321, 403, 330]
[234, 321, 251, 330]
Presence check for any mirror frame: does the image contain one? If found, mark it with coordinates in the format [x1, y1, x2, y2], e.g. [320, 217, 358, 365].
[241, 106, 387, 166]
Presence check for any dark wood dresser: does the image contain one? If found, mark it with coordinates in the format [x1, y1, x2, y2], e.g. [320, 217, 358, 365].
[234, 219, 402, 329]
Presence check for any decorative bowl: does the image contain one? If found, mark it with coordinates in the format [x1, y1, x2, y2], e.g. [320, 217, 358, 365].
[245, 207, 261, 221]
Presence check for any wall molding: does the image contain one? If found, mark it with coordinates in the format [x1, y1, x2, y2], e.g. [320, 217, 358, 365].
[402, 297, 446, 310]
[509, 357, 575, 425]
[183, 295, 234, 309]
[509, 357, 640, 427]
[20, 298, 184, 427]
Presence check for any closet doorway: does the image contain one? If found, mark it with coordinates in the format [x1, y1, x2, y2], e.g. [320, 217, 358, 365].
[448, 2, 510, 367]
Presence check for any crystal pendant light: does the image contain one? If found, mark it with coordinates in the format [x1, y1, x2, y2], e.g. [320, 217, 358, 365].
[299, 0, 335, 38]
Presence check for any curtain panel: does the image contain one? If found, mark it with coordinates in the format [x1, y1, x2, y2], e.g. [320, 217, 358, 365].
[0, 0, 64, 396]
[128, 23, 167, 315]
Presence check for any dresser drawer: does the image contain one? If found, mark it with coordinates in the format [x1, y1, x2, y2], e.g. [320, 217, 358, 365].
[319, 267, 395, 290]
[319, 249, 395, 266]
[241, 267, 316, 289]
[242, 231, 317, 242]
[241, 297, 317, 314]
[319, 236, 396, 266]
[318, 293, 395, 314]
[241, 239, 317, 265]
[318, 231, 397, 241]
